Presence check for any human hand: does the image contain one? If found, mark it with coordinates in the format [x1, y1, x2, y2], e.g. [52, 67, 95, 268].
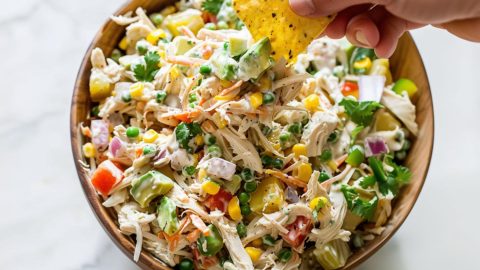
[289, 0, 480, 57]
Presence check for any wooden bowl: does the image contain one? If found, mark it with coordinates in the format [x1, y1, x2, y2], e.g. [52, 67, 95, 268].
[70, 0, 434, 269]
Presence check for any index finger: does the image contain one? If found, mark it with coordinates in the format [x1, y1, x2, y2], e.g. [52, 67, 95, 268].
[289, 0, 388, 16]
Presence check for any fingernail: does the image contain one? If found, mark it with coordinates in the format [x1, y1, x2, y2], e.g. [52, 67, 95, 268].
[355, 31, 371, 47]
[289, 0, 316, 16]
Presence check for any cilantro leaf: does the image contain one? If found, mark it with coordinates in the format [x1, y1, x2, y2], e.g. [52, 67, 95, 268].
[350, 125, 364, 145]
[368, 156, 412, 196]
[359, 175, 376, 189]
[339, 99, 383, 126]
[340, 185, 378, 221]
[175, 122, 203, 151]
[202, 0, 224, 15]
[134, 51, 161, 82]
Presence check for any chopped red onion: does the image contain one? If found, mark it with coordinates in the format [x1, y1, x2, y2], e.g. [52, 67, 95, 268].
[285, 186, 300, 203]
[91, 120, 109, 151]
[364, 136, 389, 157]
[359, 75, 386, 102]
[109, 137, 123, 157]
[206, 157, 236, 180]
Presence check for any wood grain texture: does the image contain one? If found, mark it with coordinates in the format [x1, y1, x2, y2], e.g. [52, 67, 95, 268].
[70, 1, 434, 269]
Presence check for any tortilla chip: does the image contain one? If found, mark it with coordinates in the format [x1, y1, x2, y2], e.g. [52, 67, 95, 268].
[233, 0, 333, 61]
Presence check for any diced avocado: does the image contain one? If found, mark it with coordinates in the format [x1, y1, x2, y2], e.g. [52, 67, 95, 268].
[211, 50, 239, 81]
[238, 37, 272, 80]
[156, 197, 179, 236]
[130, 170, 174, 208]
[173, 36, 196, 55]
[228, 36, 248, 57]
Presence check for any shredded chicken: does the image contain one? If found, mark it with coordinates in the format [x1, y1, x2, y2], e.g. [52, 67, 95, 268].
[301, 111, 338, 157]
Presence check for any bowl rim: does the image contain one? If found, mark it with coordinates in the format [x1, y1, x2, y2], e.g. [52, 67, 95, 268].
[70, 2, 435, 269]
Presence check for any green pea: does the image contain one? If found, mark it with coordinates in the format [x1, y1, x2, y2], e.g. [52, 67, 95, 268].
[262, 235, 276, 246]
[217, 21, 228, 29]
[126, 127, 140, 138]
[395, 150, 407, 160]
[279, 132, 291, 143]
[327, 130, 339, 143]
[188, 93, 198, 103]
[182, 166, 196, 176]
[207, 144, 222, 157]
[287, 123, 301, 134]
[197, 224, 224, 256]
[204, 22, 217, 30]
[272, 158, 284, 170]
[143, 145, 156, 155]
[278, 248, 292, 263]
[236, 222, 247, 238]
[149, 13, 164, 26]
[238, 192, 250, 205]
[204, 133, 216, 146]
[261, 155, 274, 166]
[262, 92, 275, 104]
[136, 41, 148, 55]
[91, 106, 100, 117]
[240, 204, 252, 215]
[345, 145, 365, 167]
[121, 92, 132, 103]
[240, 168, 253, 181]
[244, 181, 257, 193]
[111, 49, 123, 63]
[318, 171, 330, 183]
[199, 65, 212, 75]
[156, 91, 167, 103]
[319, 149, 332, 162]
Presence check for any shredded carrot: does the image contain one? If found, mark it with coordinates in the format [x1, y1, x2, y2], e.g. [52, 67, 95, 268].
[81, 126, 92, 138]
[187, 229, 202, 243]
[163, 232, 180, 252]
[173, 109, 201, 123]
[265, 169, 308, 189]
[202, 46, 213, 60]
[178, 26, 196, 39]
[335, 154, 348, 166]
[157, 232, 165, 239]
[219, 80, 243, 96]
[198, 98, 207, 106]
[135, 148, 143, 158]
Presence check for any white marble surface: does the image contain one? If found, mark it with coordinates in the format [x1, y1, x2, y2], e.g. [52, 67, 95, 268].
[1, 0, 480, 269]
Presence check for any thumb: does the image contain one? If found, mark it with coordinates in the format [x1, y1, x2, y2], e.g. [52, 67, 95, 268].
[289, 0, 389, 17]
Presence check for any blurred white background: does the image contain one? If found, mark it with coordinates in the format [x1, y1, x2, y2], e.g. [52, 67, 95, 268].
[0, 0, 479, 269]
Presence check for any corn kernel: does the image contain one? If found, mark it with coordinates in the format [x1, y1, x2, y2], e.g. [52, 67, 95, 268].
[129, 82, 144, 100]
[327, 160, 338, 171]
[82, 143, 96, 158]
[250, 92, 263, 110]
[220, 80, 234, 88]
[213, 112, 228, 129]
[119, 36, 129, 51]
[198, 168, 208, 180]
[251, 238, 263, 248]
[146, 29, 167, 45]
[170, 66, 181, 80]
[258, 75, 272, 91]
[245, 247, 263, 264]
[202, 180, 220, 195]
[160, 6, 177, 16]
[89, 74, 112, 102]
[304, 94, 320, 112]
[292, 143, 307, 158]
[143, 129, 159, 143]
[353, 57, 372, 71]
[228, 197, 242, 221]
[296, 163, 313, 183]
[195, 135, 204, 146]
[310, 196, 329, 210]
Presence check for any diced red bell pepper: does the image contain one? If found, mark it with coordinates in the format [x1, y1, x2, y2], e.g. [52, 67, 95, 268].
[90, 160, 124, 196]
[341, 81, 359, 99]
[282, 216, 313, 247]
[204, 189, 233, 213]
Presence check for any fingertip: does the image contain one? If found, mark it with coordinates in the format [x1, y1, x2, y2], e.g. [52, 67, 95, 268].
[289, 0, 316, 16]
[345, 15, 380, 48]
